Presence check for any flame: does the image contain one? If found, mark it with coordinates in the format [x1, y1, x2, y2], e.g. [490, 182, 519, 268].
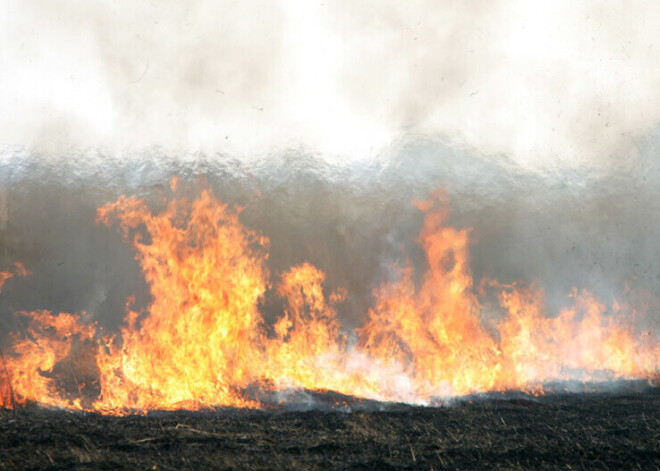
[1, 184, 659, 413]
[359, 191, 500, 398]
[1, 311, 96, 410]
[497, 286, 660, 386]
[94, 189, 270, 411]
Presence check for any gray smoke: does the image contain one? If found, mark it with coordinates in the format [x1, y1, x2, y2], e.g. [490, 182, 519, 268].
[1, 136, 660, 334]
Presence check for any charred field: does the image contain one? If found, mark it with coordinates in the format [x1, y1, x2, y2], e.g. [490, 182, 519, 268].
[1, 386, 660, 470]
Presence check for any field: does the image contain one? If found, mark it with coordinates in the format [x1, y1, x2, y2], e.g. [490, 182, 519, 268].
[1, 387, 660, 470]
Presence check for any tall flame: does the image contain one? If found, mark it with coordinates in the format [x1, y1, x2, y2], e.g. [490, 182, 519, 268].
[94, 188, 269, 410]
[0, 184, 658, 413]
[359, 191, 501, 398]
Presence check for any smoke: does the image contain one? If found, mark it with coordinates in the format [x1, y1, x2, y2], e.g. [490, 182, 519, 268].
[1, 139, 660, 333]
[2, 1, 660, 172]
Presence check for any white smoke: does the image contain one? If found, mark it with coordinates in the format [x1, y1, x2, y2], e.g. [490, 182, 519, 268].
[2, 1, 660, 172]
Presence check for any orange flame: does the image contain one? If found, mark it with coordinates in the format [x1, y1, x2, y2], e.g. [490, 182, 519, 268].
[359, 190, 501, 398]
[94, 190, 270, 411]
[1, 185, 658, 413]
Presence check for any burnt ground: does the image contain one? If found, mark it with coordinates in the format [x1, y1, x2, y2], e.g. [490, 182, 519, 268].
[1, 388, 660, 470]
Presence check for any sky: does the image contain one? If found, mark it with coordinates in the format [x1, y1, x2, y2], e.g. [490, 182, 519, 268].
[2, 0, 660, 172]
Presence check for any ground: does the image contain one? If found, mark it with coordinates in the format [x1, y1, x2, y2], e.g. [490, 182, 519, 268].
[1, 387, 660, 470]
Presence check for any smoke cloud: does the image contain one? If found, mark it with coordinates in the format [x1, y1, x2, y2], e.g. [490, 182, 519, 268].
[1, 141, 660, 333]
[2, 1, 660, 172]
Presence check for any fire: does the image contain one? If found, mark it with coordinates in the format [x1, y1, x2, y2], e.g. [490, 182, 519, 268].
[495, 284, 660, 388]
[266, 262, 346, 390]
[0, 183, 658, 413]
[359, 191, 501, 398]
[94, 188, 269, 411]
[1, 311, 96, 410]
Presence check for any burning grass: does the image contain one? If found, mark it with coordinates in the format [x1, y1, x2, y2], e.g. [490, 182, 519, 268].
[1, 387, 659, 470]
[1, 182, 659, 414]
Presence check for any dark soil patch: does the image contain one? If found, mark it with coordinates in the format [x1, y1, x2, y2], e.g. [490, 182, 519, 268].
[1, 388, 660, 470]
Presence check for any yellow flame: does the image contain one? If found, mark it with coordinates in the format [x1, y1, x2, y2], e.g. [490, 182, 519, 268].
[1, 185, 659, 413]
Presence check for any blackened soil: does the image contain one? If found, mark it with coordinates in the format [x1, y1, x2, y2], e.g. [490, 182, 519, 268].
[1, 389, 660, 470]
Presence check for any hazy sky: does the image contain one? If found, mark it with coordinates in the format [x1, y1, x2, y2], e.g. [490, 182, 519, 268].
[1, 1, 660, 171]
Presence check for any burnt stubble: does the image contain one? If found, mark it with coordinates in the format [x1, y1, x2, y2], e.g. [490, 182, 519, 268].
[1, 387, 660, 470]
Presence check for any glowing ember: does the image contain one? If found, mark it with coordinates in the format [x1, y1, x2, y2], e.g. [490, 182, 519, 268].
[0, 183, 658, 414]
